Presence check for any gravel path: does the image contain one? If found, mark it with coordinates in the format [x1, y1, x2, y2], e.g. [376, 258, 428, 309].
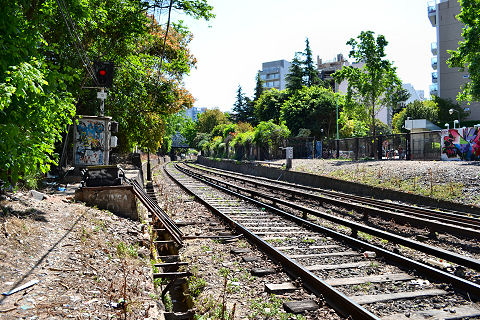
[271, 159, 480, 206]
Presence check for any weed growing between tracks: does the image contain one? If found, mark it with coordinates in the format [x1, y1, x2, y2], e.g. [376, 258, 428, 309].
[248, 295, 306, 320]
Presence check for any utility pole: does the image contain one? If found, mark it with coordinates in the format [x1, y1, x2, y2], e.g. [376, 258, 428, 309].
[97, 88, 106, 116]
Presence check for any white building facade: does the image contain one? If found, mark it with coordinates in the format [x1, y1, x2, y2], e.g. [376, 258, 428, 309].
[259, 60, 291, 91]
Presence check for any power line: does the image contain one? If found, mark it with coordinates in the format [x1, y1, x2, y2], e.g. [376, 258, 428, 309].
[54, 0, 98, 85]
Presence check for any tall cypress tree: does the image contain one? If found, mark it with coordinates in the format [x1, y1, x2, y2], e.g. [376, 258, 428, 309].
[254, 72, 264, 101]
[303, 38, 321, 87]
[233, 85, 254, 123]
[285, 53, 304, 91]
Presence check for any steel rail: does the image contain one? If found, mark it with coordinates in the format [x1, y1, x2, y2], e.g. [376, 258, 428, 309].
[129, 179, 183, 246]
[180, 164, 480, 271]
[186, 163, 480, 237]
[170, 163, 480, 316]
[165, 163, 380, 320]
[189, 162, 480, 221]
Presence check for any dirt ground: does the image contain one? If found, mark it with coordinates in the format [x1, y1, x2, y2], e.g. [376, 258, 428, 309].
[0, 186, 159, 320]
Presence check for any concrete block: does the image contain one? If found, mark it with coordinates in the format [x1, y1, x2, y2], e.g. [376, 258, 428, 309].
[75, 185, 138, 220]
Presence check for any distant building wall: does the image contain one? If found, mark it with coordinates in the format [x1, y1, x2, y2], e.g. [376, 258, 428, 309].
[259, 60, 291, 91]
[185, 107, 207, 122]
[429, 0, 480, 120]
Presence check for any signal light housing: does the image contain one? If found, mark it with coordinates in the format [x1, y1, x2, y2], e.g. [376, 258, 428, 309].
[93, 61, 114, 88]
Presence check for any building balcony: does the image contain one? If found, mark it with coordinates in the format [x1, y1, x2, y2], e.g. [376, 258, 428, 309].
[432, 71, 438, 83]
[428, 1, 436, 26]
[431, 42, 437, 55]
[431, 56, 438, 70]
[430, 84, 438, 96]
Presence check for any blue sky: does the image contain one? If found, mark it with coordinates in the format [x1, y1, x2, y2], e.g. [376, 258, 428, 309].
[172, 0, 437, 112]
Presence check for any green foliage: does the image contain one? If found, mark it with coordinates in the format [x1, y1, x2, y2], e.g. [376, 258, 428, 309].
[253, 72, 264, 101]
[433, 96, 469, 126]
[280, 85, 339, 137]
[230, 131, 255, 148]
[253, 120, 290, 148]
[211, 123, 236, 139]
[194, 132, 212, 150]
[116, 242, 138, 258]
[285, 53, 305, 91]
[180, 116, 198, 146]
[0, 0, 214, 188]
[248, 295, 305, 320]
[254, 88, 288, 123]
[296, 128, 312, 137]
[374, 119, 392, 136]
[171, 0, 215, 21]
[303, 38, 322, 87]
[334, 31, 402, 137]
[196, 109, 229, 133]
[0, 59, 75, 187]
[447, 0, 480, 102]
[392, 100, 439, 133]
[232, 85, 255, 124]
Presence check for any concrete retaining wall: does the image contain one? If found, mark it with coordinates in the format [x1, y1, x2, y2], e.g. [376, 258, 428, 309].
[75, 185, 138, 219]
[197, 157, 480, 215]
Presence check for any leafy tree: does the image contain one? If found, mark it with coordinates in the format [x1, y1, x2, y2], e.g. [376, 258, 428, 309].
[447, 0, 480, 102]
[334, 31, 402, 156]
[232, 85, 255, 123]
[280, 86, 339, 137]
[236, 122, 254, 133]
[196, 108, 229, 133]
[253, 72, 264, 101]
[193, 132, 211, 149]
[296, 128, 312, 137]
[285, 53, 304, 91]
[0, 60, 75, 187]
[254, 89, 288, 123]
[392, 100, 439, 133]
[375, 119, 392, 136]
[0, 0, 214, 188]
[433, 96, 469, 126]
[303, 38, 321, 87]
[391, 87, 411, 116]
[253, 120, 290, 159]
[180, 116, 197, 146]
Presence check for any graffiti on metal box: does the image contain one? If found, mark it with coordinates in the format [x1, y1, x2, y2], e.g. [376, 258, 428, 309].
[441, 127, 480, 161]
[75, 119, 106, 165]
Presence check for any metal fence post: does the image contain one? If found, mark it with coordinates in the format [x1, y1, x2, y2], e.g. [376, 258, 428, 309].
[355, 137, 359, 160]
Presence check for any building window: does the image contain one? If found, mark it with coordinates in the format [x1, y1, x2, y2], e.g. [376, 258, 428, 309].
[260, 74, 266, 80]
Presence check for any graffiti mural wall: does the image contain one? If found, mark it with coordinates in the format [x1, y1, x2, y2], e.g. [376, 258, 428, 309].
[74, 117, 108, 166]
[441, 127, 480, 161]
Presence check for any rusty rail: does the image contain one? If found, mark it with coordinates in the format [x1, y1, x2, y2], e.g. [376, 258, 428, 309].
[129, 179, 183, 246]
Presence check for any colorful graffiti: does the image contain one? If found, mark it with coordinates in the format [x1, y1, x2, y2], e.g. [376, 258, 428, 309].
[75, 118, 106, 165]
[441, 127, 480, 161]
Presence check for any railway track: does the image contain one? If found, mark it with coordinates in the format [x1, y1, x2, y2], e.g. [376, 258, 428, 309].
[165, 161, 480, 320]
[185, 162, 480, 240]
[180, 163, 480, 275]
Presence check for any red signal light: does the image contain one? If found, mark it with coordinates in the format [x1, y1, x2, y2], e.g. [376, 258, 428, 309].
[94, 61, 114, 87]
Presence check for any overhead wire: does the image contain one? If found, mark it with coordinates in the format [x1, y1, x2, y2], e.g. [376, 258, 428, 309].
[54, 0, 98, 84]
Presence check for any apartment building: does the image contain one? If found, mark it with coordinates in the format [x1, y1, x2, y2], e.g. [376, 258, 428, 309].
[259, 60, 291, 91]
[184, 107, 207, 122]
[428, 0, 480, 120]
[317, 54, 348, 90]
